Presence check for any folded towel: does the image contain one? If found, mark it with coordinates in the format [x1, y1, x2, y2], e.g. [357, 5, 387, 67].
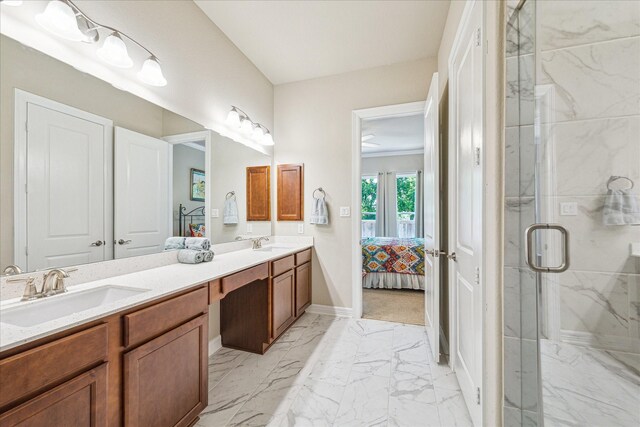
[185, 237, 210, 251]
[310, 197, 329, 225]
[177, 249, 205, 264]
[224, 198, 239, 225]
[164, 236, 186, 251]
[603, 189, 640, 226]
[202, 250, 215, 262]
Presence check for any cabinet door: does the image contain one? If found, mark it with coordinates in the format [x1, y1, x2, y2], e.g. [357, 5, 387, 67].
[277, 164, 304, 221]
[0, 363, 107, 427]
[295, 262, 312, 316]
[246, 165, 271, 221]
[124, 315, 208, 427]
[272, 270, 295, 338]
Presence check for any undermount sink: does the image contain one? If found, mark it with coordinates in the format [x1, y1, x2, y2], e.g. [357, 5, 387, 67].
[254, 245, 295, 252]
[0, 285, 150, 328]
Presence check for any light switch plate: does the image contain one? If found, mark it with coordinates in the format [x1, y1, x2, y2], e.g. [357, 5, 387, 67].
[211, 209, 219, 218]
[246, 223, 253, 233]
[560, 202, 578, 216]
[340, 206, 351, 217]
[298, 223, 304, 234]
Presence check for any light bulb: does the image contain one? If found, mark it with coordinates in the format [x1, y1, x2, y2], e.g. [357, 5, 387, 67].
[261, 132, 274, 146]
[240, 117, 253, 134]
[97, 32, 133, 68]
[137, 56, 167, 87]
[35, 0, 85, 41]
[252, 125, 265, 141]
[226, 108, 240, 127]
[1, 1, 23, 6]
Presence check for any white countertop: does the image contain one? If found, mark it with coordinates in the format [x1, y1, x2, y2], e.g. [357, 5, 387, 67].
[0, 241, 312, 353]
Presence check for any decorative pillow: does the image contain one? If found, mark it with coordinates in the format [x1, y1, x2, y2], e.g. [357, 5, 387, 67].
[189, 223, 206, 237]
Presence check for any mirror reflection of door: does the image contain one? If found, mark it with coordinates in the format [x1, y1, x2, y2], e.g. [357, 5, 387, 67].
[20, 92, 113, 271]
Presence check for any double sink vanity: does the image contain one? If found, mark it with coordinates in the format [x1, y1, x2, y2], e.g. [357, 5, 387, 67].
[0, 240, 313, 427]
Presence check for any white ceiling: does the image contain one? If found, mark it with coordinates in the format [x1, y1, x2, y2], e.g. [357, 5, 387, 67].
[361, 114, 423, 155]
[195, 0, 450, 85]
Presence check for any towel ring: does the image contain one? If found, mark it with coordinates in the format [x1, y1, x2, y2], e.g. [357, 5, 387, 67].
[225, 191, 236, 200]
[607, 176, 634, 190]
[313, 187, 326, 200]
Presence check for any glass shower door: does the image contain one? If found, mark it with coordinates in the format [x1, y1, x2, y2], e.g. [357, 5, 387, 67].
[521, 1, 640, 426]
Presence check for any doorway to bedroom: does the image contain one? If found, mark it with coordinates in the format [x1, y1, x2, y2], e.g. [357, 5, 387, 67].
[360, 111, 426, 326]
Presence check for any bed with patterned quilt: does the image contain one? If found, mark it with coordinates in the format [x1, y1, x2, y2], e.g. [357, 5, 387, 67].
[361, 237, 425, 290]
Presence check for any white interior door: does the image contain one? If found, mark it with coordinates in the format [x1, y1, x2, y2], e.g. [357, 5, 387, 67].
[449, 1, 483, 425]
[114, 127, 170, 259]
[424, 72, 441, 362]
[26, 103, 108, 271]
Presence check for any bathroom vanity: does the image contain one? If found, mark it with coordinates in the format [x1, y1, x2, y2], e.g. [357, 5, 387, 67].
[0, 244, 313, 427]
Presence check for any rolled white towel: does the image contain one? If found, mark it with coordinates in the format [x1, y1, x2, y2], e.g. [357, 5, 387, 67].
[164, 237, 186, 250]
[202, 250, 215, 262]
[185, 237, 210, 251]
[177, 250, 206, 264]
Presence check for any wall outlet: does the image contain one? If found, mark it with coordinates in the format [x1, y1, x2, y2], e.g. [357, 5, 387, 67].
[246, 223, 253, 233]
[211, 209, 219, 218]
[560, 202, 578, 216]
[340, 206, 351, 217]
[298, 223, 304, 234]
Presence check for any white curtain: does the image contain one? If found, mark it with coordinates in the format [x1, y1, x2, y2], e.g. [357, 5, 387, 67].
[385, 172, 398, 236]
[414, 170, 424, 237]
[375, 172, 386, 237]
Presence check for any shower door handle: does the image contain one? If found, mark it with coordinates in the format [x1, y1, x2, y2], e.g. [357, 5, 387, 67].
[525, 224, 570, 273]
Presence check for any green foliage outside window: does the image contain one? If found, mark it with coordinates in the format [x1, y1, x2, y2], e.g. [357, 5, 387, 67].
[396, 175, 416, 220]
[361, 177, 377, 220]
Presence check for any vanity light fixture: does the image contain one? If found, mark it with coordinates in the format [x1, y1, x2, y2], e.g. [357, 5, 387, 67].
[32, 0, 167, 86]
[96, 32, 133, 68]
[225, 106, 274, 146]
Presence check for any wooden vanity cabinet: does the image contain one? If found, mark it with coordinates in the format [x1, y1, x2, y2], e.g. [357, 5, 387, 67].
[295, 262, 312, 316]
[271, 269, 296, 339]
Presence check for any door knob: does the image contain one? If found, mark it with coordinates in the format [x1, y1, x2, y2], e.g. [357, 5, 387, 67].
[447, 252, 457, 261]
[426, 249, 446, 257]
[117, 239, 132, 245]
[90, 240, 103, 247]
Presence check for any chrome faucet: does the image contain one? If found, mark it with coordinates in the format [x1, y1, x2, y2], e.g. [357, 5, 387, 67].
[252, 236, 269, 250]
[42, 268, 75, 296]
[2, 265, 23, 276]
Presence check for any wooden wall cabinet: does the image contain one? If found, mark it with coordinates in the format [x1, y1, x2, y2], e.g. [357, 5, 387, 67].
[246, 165, 271, 221]
[277, 164, 304, 221]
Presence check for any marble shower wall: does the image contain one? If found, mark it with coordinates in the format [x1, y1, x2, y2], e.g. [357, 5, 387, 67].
[536, 0, 640, 354]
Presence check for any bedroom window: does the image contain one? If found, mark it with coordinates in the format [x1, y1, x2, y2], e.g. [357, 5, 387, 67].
[396, 173, 416, 238]
[361, 175, 377, 238]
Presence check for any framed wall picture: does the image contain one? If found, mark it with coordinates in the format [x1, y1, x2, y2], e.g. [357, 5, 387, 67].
[190, 168, 205, 201]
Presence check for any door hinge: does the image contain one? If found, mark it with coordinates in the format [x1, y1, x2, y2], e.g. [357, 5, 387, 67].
[476, 387, 481, 405]
[474, 147, 481, 166]
[474, 267, 480, 284]
[475, 28, 481, 47]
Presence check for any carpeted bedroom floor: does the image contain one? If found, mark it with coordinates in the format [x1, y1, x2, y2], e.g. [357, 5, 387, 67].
[362, 288, 426, 326]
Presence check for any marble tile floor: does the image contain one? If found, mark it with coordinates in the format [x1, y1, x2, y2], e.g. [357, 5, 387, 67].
[196, 313, 472, 427]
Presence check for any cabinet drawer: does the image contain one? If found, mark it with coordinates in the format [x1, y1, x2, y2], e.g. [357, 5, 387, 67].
[271, 255, 294, 277]
[0, 324, 107, 409]
[221, 263, 269, 295]
[295, 249, 311, 265]
[123, 287, 208, 348]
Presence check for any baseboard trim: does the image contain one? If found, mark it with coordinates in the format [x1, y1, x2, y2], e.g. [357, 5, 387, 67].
[306, 304, 353, 317]
[208, 335, 222, 356]
[561, 330, 640, 354]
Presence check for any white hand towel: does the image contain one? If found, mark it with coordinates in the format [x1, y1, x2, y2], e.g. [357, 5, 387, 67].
[603, 189, 640, 226]
[310, 197, 329, 225]
[224, 198, 239, 224]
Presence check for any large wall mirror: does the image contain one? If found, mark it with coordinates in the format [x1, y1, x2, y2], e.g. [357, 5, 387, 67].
[0, 34, 273, 274]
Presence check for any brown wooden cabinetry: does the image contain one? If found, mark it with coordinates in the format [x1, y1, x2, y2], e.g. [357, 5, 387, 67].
[277, 164, 304, 221]
[295, 262, 312, 316]
[124, 315, 208, 427]
[272, 269, 295, 339]
[0, 363, 107, 427]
